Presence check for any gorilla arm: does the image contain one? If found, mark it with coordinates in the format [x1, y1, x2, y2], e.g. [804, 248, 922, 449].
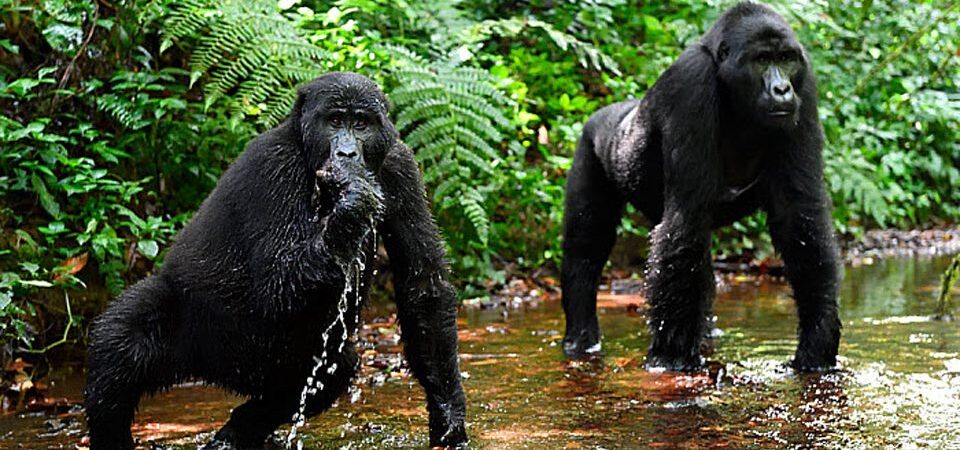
[643, 45, 723, 370]
[762, 97, 841, 370]
[379, 144, 468, 447]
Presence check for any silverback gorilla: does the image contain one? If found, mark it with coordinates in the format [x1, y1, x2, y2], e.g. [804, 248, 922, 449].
[561, 3, 841, 372]
[85, 73, 467, 449]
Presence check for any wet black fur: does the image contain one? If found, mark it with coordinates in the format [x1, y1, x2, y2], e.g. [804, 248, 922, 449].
[84, 73, 467, 449]
[561, 3, 841, 372]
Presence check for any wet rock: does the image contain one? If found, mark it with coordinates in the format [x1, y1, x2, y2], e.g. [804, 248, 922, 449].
[844, 227, 960, 262]
[610, 278, 644, 295]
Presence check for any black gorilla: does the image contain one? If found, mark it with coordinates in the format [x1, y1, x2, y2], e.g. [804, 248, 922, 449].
[84, 73, 467, 449]
[561, 3, 841, 372]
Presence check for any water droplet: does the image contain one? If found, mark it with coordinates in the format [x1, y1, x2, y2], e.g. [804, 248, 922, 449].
[286, 228, 372, 448]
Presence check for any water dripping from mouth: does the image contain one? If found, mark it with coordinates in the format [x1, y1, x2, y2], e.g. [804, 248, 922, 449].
[285, 228, 374, 449]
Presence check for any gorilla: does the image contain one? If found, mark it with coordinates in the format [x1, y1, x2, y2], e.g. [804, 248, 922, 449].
[84, 73, 467, 449]
[561, 3, 841, 372]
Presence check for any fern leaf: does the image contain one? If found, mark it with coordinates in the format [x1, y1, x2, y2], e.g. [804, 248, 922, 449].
[163, 0, 330, 126]
[460, 188, 490, 246]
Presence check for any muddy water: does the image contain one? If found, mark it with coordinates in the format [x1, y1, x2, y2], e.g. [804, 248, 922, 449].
[2, 255, 959, 449]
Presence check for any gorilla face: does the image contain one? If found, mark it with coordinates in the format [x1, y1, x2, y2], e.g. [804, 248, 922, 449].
[297, 72, 398, 172]
[716, 17, 807, 129]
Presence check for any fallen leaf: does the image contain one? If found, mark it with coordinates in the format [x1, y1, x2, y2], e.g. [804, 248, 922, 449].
[54, 252, 88, 282]
[4, 357, 31, 372]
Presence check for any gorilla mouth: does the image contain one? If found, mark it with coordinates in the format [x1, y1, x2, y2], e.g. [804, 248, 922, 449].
[767, 109, 793, 117]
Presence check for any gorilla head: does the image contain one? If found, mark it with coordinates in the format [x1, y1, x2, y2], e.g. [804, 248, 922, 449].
[710, 4, 809, 129]
[296, 72, 398, 172]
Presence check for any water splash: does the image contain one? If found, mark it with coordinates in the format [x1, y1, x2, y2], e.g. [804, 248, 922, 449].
[285, 229, 374, 449]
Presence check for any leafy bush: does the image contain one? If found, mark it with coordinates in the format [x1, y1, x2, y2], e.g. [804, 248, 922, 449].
[0, 0, 253, 354]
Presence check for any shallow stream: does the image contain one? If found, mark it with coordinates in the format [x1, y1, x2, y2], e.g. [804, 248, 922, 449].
[2, 254, 958, 449]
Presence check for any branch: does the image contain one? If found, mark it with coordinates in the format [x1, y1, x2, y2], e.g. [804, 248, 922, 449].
[18, 292, 76, 355]
[58, 4, 100, 89]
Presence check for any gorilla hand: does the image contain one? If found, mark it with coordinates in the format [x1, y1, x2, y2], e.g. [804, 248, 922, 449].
[317, 157, 384, 264]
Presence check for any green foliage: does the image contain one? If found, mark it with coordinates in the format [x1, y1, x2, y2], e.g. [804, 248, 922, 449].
[0, 0, 253, 352]
[464, 17, 621, 75]
[163, 0, 336, 125]
[781, 0, 960, 232]
[391, 63, 514, 246]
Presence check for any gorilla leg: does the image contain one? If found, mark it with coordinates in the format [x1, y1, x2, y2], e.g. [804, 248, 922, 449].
[768, 200, 841, 371]
[561, 126, 624, 357]
[85, 277, 179, 450]
[208, 346, 358, 448]
[644, 209, 714, 372]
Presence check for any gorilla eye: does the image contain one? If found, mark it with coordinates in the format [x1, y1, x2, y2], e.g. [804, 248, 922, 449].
[354, 118, 369, 130]
[329, 116, 343, 127]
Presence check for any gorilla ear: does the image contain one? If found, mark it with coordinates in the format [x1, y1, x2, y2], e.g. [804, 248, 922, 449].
[292, 85, 312, 122]
[382, 110, 399, 140]
[716, 42, 730, 63]
[289, 85, 318, 147]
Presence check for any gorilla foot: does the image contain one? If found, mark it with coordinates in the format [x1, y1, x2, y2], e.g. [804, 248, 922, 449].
[199, 436, 282, 450]
[431, 422, 468, 449]
[644, 352, 704, 372]
[562, 327, 602, 358]
[792, 322, 840, 372]
[197, 438, 236, 450]
[199, 425, 274, 450]
[790, 350, 838, 373]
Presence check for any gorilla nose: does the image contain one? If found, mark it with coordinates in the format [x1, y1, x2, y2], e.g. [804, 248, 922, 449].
[336, 147, 357, 158]
[332, 132, 359, 159]
[772, 82, 793, 100]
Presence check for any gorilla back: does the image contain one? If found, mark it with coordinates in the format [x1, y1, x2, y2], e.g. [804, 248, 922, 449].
[84, 72, 467, 449]
[561, 3, 841, 372]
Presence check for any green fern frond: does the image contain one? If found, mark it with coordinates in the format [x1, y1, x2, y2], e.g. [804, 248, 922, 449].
[379, 44, 425, 64]
[389, 83, 447, 107]
[95, 95, 147, 130]
[405, 116, 458, 148]
[163, 0, 329, 126]
[453, 125, 498, 163]
[455, 145, 496, 176]
[261, 88, 300, 127]
[413, 136, 457, 163]
[438, 70, 511, 105]
[395, 98, 450, 131]
[389, 61, 515, 245]
[433, 173, 464, 202]
[422, 158, 460, 186]
[163, 0, 218, 45]
[460, 188, 490, 245]
[449, 105, 501, 142]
